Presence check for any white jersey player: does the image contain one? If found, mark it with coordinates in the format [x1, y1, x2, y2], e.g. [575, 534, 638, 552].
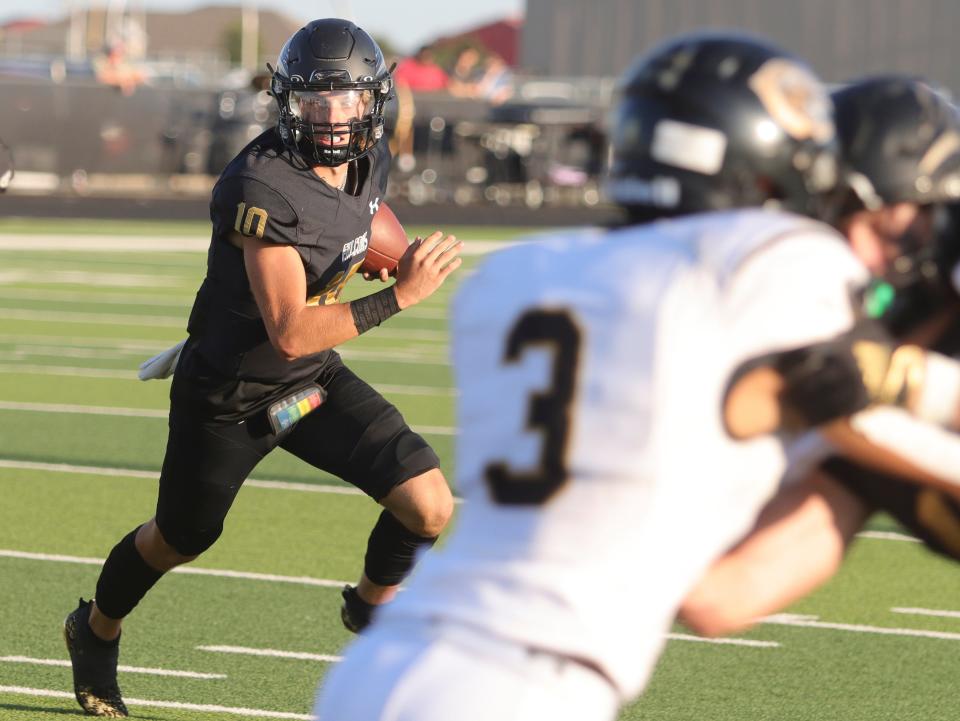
[315, 34, 960, 721]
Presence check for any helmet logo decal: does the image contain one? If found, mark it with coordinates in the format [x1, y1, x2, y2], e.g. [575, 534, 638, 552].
[651, 119, 727, 175]
[748, 59, 833, 144]
[918, 129, 960, 178]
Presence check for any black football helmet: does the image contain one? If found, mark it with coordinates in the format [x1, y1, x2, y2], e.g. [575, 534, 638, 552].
[605, 33, 839, 221]
[833, 76, 960, 212]
[271, 18, 392, 166]
[833, 77, 960, 334]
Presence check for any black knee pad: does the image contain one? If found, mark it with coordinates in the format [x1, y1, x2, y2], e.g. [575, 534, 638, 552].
[364, 510, 438, 586]
[95, 527, 165, 620]
[157, 519, 224, 558]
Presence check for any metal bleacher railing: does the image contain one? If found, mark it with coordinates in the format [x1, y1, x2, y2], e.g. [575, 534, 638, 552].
[0, 70, 617, 209]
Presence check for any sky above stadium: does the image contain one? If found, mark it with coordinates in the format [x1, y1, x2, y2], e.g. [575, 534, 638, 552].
[0, 0, 525, 54]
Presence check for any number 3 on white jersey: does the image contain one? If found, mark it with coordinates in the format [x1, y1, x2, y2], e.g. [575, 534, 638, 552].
[485, 308, 581, 505]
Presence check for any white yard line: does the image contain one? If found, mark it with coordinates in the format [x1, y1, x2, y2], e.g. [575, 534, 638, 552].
[856, 530, 922, 543]
[0, 308, 184, 327]
[0, 458, 367, 494]
[0, 401, 455, 433]
[0, 459, 466, 505]
[0, 686, 314, 720]
[0, 549, 349, 588]
[665, 633, 779, 648]
[891, 607, 960, 619]
[0, 234, 512, 254]
[0, 269, 181, 287]
[0, 287, 194, 307]
[761, 613, 960, 641]
[197, 645, 342, 663]
[0, 655, 225, 679]
[0, 235, 212, 251]
[0, 309, 446, 341]
[0, 400, 167, 417]
[0, 364, 135, 379]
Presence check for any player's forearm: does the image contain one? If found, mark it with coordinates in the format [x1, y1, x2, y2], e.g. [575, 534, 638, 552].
[269, 287, 402, 359]
[821, 410, 960, 491]
[269, 302, 360, 359]
[680, 473, 866, 637]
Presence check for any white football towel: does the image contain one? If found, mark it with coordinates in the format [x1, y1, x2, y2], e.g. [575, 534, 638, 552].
[138, 339, 186, 381]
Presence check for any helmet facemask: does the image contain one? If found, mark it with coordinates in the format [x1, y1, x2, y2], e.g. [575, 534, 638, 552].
[274, 75, 390, 166]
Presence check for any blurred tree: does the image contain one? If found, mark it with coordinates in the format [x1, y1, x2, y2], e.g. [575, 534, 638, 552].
[222, 21, 262, 67]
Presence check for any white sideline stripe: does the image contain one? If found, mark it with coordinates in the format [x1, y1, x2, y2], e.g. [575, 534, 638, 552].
[0, 333, 175, 350]
[0, 401, 456, 434]
[0, 459, 364, 495]
[0, 233, 511, 254]
[0, 364, 135, 379]
[0, 354, 450, 373]
[0, 459, 464, 504]
[761, 613, 960, 641]
[198, 645, 343, 663]
[0, 655, 225, 679]
[0, 400, 167, 418]
[0, 308, 184, 327]
[856, 530, 922, 543]
[0, 235, 212, 251]
[203, 637, 776, 663]
[202, 637, 777, 664]
[0, 686, 314, 719]
[665, 633, 779, 648]
[0, 288, 194, 307]
[0, 549, 349, 588]
[891, 607, 960, 619]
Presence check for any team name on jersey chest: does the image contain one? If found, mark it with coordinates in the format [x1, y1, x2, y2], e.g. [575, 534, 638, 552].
[341, 232, 368, 262]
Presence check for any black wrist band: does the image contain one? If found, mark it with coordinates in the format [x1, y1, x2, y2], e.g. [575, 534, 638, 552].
[351, 286, 401, 334]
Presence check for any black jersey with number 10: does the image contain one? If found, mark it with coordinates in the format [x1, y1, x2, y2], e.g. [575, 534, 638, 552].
[174, 128, 390, 419]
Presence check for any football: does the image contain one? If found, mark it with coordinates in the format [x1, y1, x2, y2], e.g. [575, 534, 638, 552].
[363, 202, 410, 276]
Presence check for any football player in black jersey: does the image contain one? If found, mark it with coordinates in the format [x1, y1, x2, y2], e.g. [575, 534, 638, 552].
[62, 19, 461, 718]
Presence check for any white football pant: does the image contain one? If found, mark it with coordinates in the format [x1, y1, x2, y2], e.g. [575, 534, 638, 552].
[315, 619, 619, 721]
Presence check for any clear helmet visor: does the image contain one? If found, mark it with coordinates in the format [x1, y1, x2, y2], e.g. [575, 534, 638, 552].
[289, 89, 373, 125]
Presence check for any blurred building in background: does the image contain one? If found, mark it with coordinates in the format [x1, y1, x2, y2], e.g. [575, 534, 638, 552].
[3, 0, 960, 214]
[522, 0, 960, 95]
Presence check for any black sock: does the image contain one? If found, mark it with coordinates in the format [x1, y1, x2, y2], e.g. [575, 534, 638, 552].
[363, 510, 438, 586]
[94, 527, 165, 620]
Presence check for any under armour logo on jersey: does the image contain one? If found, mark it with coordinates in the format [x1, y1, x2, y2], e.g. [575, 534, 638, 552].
[369, 197, 380, 215]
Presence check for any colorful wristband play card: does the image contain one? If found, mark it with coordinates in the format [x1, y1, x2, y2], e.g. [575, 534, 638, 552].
[267, 385, 326, 434]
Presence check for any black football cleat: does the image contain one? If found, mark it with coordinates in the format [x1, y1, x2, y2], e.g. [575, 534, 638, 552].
[340, 585, 379, 633]
[63, 598, 128, 718]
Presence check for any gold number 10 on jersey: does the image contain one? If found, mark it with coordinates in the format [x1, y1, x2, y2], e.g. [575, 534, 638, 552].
[484, 308, 581, 505]
[234, 202, 268, 239]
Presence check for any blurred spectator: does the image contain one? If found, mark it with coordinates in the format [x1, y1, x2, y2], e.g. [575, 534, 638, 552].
[93, 42, 146, 96]
[393, 46, 449, 92]
[0, 138, 12, 192]
[447, 46, 485, 97]
[476, 53, 514, 105]
[392, 46, 450, 173]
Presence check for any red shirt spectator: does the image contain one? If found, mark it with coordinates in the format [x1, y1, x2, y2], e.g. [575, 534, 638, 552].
[393, 47, 449, 92]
